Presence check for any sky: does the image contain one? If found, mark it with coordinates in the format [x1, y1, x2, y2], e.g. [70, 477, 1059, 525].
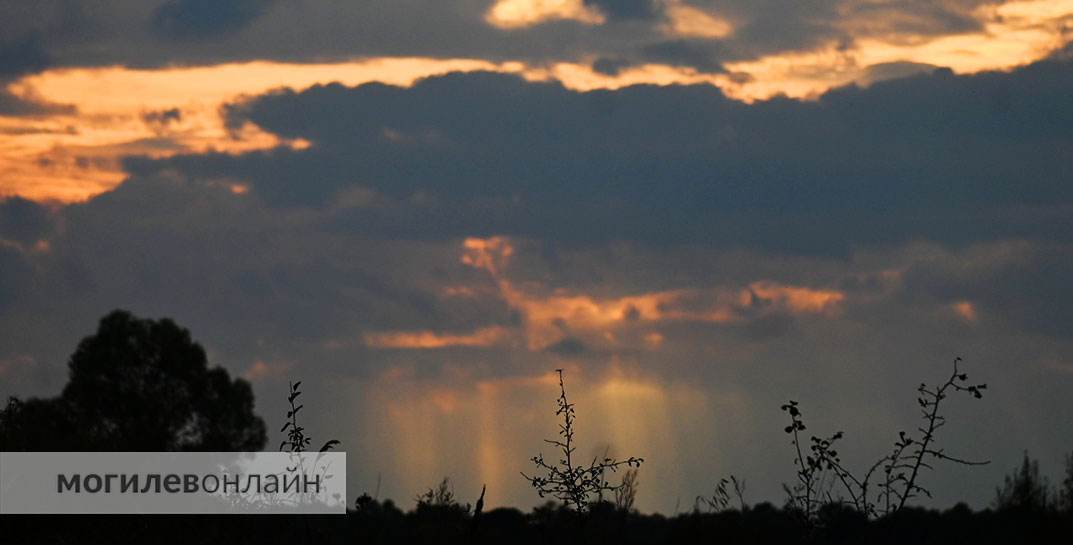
[1, 0, 1073, 513]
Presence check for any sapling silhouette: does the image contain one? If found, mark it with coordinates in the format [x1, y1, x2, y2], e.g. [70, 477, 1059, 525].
[277, 381, 340, 544]
[781, 357, 988, 523]
[279, 381, 340, 454]
[522, 369, 644, 513]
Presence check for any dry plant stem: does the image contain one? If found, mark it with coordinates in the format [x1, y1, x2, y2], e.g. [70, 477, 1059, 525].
[895, 357, 988, 510]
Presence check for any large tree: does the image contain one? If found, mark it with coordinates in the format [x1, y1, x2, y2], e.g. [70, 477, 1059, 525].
[0, 310, 266, 451]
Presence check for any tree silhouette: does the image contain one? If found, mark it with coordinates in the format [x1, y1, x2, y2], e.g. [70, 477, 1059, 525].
[0, 309, 266, 451]
[994, 451, 1051, 512]
[1061, 451, 1073, 515]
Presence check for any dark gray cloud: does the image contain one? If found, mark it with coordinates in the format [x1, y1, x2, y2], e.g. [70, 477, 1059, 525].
[142, 107, 183, 127]
[712, 0, 845, 55]
[151, 0, 278, 39]
[591, 56, 633, 75]
[0, 198, 54, 313]
[125, 57, 1073, 255]
[585, 0, 660, 20]
[0, 197, 55, 246]
[0, 245, 29, 310]
[0, 32, 50, 78]
[545, 336, 588, 356]
[2, 28, 1073, 511]
[901, 242, 1073, 339]
[640, 39, 728, 72]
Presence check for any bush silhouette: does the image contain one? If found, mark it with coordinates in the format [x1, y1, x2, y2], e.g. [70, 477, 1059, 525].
[0, 309, 266, 451]
[414, 477, 471, 516]
[780, 357, 987, 524]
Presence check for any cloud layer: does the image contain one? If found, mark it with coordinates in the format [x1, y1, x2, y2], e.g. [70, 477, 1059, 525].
[2, 54, 1073, 510]
[127, 60, 1073, 255]
[2, 0, 1070, 75]
[2, 0, 1073, 514]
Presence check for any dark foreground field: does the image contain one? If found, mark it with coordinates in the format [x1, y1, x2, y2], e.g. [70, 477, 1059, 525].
[4, 501, 1073, 545]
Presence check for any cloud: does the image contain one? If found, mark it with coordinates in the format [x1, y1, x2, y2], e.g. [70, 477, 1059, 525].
[0, 167, 1072, 510]
[0, 32, 50, 78]
[454, 235, 848, 352]
[545, 336, 588, 356]
[243, 359, 292, 381]
[142, 107, 183, 126]
[151, 0, 278, 39]
[838, 0, 986, 37]
[661, 2, 734, 39]
[0, 197, 53, 311]
[0, 197, 51, 241]
[123, 57, 1073, 256]
[584, 0, 660, 20]
[0, 32, 73, 116]
[857, 60, 941, 86]
[0, 89, 74, 116]
[2, 30, 1073, 512]
[0, 0, 1066, 82]
[364, 326, 512, 349]
[640, 39, 728, 72]
[900, 241, 1073, 338]
[485, 0, 606, 29]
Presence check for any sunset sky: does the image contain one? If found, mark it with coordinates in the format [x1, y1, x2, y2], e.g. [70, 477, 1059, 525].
[2, 0, 1073, 512]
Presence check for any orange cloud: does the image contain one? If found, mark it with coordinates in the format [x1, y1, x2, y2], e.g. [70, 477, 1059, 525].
[485, 0, 604, 28]
[0, 355, 34, 378]
[1, 58, 511, 203]
[244, 360, 293, 381]
[951, 300, 979, 323]
[723, 0, 1073, 99]
[461, 236, 515, 276]
[459, 236, 847, 350]
[5, 0, 1071, 203]
[364, 326, 511, 349]
[748, 281, 845, 315]
[662, 2, 734, 39]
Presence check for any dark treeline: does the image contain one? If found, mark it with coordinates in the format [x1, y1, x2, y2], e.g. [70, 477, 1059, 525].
[2, 310, 1073, 544]
[3, 499, 1073, 545]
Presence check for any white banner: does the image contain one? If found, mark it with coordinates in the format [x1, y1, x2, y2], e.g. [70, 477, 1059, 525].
[0, 452, 346, 514]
